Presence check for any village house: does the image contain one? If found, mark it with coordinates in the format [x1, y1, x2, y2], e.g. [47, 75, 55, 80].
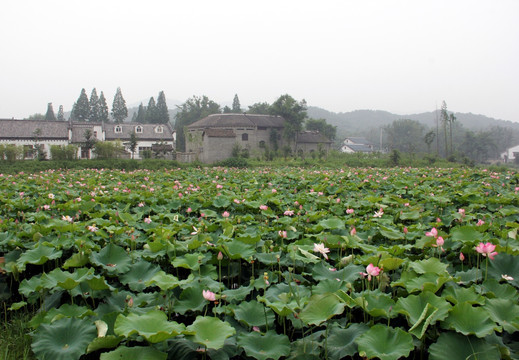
[339, 137, 378, 153]
[184, 113, 332, 163]
[0, 119, 175, 160]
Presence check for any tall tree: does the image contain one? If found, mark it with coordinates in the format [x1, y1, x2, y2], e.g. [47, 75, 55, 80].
[449, 113, 456, 156]
[146, 97, 157, 123]
[222, 106, 232, 113]
[111, 87, 128, 123]
[440, 101, 449, 157]
[156, 91, 170, 124]
[75, 88, 90, 121]
[305, 118, 336, 140]
[384, 119, 426, 153]
[232, 94, 242, 113]
[248, 102, 270, 114]
[175, 95, 221, 152]
[98, 91, 109, 122]
[134, 103, 146, 122]
[44, 103, 57, 121]
[57, 105, 65, 121]
[424, 130, 436, 154]
[89, 88, 101, 122]
[269, 94, 307, 153]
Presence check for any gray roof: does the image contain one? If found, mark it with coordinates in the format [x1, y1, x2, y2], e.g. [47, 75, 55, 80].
[70, 122, 101, 143]
[344, 144, 374, 153]
[343, 137, 374, 145]
[0, 119, 69, 140]
[104, 123, 174, 141]
[205, 129, 236, 138]
[188, 113, 285, 129]
[298, 131, 332, 144]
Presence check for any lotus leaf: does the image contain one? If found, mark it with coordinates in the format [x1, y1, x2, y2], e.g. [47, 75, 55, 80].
[186, 316, 235, 350]
[481, 279, 518, 300]
[237, 330, 290, 360]
[488, 253, 519, 288]
[429, 332, 500, 360]
[484, 298, 519, 333]
[409, 257, 449, 275]
[354, 290, 396, 319]
[326, 323, 369, 360]
[394, 291, 451, 338]
[16, 244, 62, 271]
[174, 283, 207, 314]
[356, 324, 414, 360]
[232, 300, 275, 328]
[114, 309, 186, 343]
[299, 293, 346, 326]
[120, 260, 160, 291]
[90, 243, 132, 274]
[100, 346, 167, 360]
[145, 270, 180, 290]
[86, 335, 122, 354]
[442, 285, 485, 305]
[442, 302, 501, 337]
[31, 317, 96, 360]
[225, 239, 257, 260]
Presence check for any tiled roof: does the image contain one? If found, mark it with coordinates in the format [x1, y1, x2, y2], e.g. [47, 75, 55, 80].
[104, 123, 174, 141]
[0, 119, 69, 140]
[344, 144, 374, 153]
[70, 122, 102, 143]
[188, 114, 285, 129]
[205, 129, 236, 138]
[297, 131, 332, 143]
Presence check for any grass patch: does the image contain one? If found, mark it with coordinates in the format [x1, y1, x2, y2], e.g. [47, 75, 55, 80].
[0, 309, 35, 360]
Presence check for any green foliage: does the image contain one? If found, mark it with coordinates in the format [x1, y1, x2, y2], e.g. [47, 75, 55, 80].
[89, 88, 101, 122]
[156, 91, 170, 124]
[44, 103, 56, 121]
[50, 145, 78, 160]
[247, 101, 271, 114]
[56, 105, 65, 121]
[73, 88, 90, 121]
[98, 91, 109, 122]
[93, 141, 126, 159]
[232, 94, 242, 113]
[270, 94, 307, 145]
[175, 95, 221, 152]
[305, 118, 337, 140]
[111, 87, 128, 123]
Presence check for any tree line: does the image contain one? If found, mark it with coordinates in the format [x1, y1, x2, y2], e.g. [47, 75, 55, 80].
[378, 101, 518, 164]
[32, 88, 170, 124]
[174, 94, 336, 153]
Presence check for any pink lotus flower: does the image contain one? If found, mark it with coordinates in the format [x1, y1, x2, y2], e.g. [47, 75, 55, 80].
[87, 225, 98, 232]
[313, 243, 330, 260]
[202, 290, 216, 301]
[476, 242, 498, 260]
[217, 251, 223, 261]
[222, 211, 230, 218]
[350, 227, 356, 236]
[284, 210, 294, 216]
[346, 208, 354, 214]
[373, 208, 384, 218]
[62, 215, 73, 223]
[278, 230, 287, 238]
[138, 202, 145, 207]
[361, 263, 381, 281]
[144, 217, 152, 224]
[425, 228, 438, 238]
[476, 219, 485, 226]
[259, 205, 268, 211]
[403, 227, 408, 234]
[435, 236, 444, 247]
[459, 252, 465, 262]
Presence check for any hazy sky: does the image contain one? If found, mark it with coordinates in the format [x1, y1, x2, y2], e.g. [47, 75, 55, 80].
[1, 0, 518, 122]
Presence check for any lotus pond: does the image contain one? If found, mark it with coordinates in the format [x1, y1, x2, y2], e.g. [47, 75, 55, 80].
[0, 166, 518, 360]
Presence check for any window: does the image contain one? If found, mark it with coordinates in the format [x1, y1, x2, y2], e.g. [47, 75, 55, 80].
[155, 126, 163, 133]
[242, 133, 248, 141]
[93, 131, 98, 138]
[114, 125, 122, 133]
[135, 126, 143, 134]
[259, 140, 266, 148]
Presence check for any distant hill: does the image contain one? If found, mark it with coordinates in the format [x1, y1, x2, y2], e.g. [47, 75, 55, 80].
[307, 106, 519, 140]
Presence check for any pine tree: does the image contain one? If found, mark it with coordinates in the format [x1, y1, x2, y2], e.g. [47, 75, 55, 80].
[44, 103, 57, 121]
[98, 92, 109, 122]
[89, 88, 101, 122]
[146, 97, 157, 123]
[134, 103, 146, 122]
[232, 94, 242, 113]
[57, 105, 65, 121]
[75, 88, 90, 121]
[156, 91, 170, 124]
[111, 87, 128, 123]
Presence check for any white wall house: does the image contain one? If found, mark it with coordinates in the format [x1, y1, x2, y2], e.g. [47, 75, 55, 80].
[501, 144, 519, 163]
[339, 137, 377, 153]
[0, 119, 175, 160]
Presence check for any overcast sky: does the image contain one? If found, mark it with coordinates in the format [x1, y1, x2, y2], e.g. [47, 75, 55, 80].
[1, 0, 518, 122]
